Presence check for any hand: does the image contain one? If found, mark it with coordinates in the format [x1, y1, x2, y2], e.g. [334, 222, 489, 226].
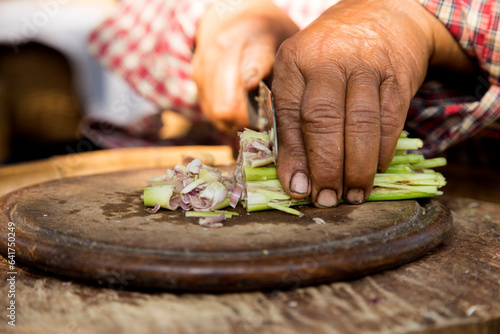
[272, 0, 473, 207]
[192, 0, 299, 133]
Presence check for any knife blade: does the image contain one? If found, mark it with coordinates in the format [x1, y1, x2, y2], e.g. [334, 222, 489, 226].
[247, 81, 278, 159]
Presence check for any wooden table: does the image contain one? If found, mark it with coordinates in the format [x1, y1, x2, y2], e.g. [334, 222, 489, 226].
[0, 147, 499, 334]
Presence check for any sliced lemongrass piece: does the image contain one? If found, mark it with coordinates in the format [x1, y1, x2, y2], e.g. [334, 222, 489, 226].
[213, 197, 231, 210]
[410, 157, 448, 170]
[143, 185, 176, 210]
[384, 165, 413, 174]
[367, 187, 437, 201]
[374, 173, 444, 184]
[181, 178, 206, 194]
[185, 210, 239, 218]
[373, 182, 439, 193]
[396, 138, 424, 150]
[251, 157, 274, 168]
[241, 128, 270, 142]
[267, 202, 303, 216]
[390, 154, 424, 165]
[244, 166, 278, 181]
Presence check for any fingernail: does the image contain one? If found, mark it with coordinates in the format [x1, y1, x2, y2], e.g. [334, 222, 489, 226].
[316, 189, 338, 208]
[290, 172, 309, 194]
[242, 68, 258, 88]
[347, 188, 365, 204]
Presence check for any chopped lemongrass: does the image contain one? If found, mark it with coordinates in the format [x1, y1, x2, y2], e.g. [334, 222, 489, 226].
[410, 157, 448, 170]
[244, 166, 278, 181]
[142, 129, 447, 224]
[185, 210, 239, 218]
[267, 202, 303, 216]
[213, 197, 231, 210]
[396, 138, 424, 151]
[384, 165, 413, 174]
[367, 188, 437, 201]
[143, 185, 176, 210]
[390, 154, 424, 165]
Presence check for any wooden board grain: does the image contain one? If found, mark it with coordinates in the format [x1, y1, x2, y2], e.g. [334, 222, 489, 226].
[0, 167, 452, 292]
[0, 196, 498, 334]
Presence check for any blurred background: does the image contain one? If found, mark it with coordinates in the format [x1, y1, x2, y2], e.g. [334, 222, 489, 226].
[0, 0, 498, 202]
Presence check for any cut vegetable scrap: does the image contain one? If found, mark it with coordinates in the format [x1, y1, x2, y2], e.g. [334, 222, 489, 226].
[141, 129, 447, 227]
[141, 158, 234, 227]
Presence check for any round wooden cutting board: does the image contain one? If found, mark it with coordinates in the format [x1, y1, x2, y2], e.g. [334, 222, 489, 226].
[0, 167, 452, 292]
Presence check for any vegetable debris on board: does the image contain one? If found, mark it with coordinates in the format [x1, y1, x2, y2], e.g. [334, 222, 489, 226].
[142, 129, 447, 227]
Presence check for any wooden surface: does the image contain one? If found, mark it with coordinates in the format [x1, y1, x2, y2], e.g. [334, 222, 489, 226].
[0, 168, 451, 291]
[0, 147, 498, 333]
[0, 145, 234, 198]
[0, 196, 498, 333]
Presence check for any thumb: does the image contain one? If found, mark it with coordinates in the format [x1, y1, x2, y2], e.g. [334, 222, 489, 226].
[240, 34, 276, 90]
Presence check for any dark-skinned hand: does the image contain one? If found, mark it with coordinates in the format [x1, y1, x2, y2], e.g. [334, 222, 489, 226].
[272, 0, 473, 207]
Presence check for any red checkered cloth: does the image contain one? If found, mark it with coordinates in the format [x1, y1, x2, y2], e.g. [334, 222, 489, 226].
[407, 0, 500, 154]
[87, 0, 500, 154]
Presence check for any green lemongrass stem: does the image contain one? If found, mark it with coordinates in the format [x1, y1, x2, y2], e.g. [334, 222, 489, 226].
[245, 198, 311, 212]
[366, 188, 437, 201]
[396, 138, 424, 150]
[384, 165, 413, 174]
[374, 172, 444, 184]
[214, 210, 240, 217]
[410, 157, 448, 170]
[185, 210, 239, 218]
[213, 198, 231, 210]
[373, 182, 439, 194]
[267, 202, 303, 216]
[251, 157, 275, 168]
[143, 185, 175, 209]
[390, 154, 424, 165]
[246, 179, 282, 190]
[244, 166, 278, 181]
[242, 129, 270, 142]
[245, 188, 291, 205]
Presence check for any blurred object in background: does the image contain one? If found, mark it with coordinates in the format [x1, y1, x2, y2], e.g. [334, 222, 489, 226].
[0, 0, 162, 164]
[0, 81, 8, 162]
[0, 42, 82, 163]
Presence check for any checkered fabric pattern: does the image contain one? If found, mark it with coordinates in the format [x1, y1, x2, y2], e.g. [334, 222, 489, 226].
[408, 0, 500, 154]
[87, 0, 500, 154]
[87, 0, 337, 148]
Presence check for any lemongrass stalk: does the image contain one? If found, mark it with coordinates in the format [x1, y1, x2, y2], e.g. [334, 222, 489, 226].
[245, 198, 311, 212]
[396, 138, 424, 150]
[185, 210, 239, 218]
[390, 154, 424, 165]
[373, 182, 439, 193]
[242, 129, 270, 142]
[268, 202, 303, 216]
[244, 166, 278, 180]
[366, 188, 437, 201]
[246, 179, 283, 190]
[213, 198, 231, 210]
[374, 173, 444, 183]
[384, 165, 413, 174]
[410, 157, 448, 170]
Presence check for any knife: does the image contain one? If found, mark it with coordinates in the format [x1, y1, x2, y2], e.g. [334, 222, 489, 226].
[247, 81, 278, 159]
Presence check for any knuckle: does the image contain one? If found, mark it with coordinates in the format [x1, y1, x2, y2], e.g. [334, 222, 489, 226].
[345, 109, 380, 134]
[380, 116, 404, 138]
[301, 102, 344, 134]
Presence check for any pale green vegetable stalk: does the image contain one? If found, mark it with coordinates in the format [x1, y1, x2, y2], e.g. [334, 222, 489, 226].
[238, 129, 447, 214]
